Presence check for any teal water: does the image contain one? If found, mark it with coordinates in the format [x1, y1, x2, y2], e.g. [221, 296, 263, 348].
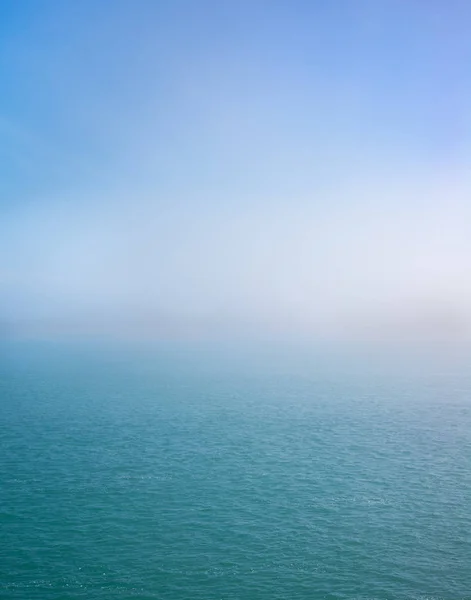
[1, 342, 470, 599]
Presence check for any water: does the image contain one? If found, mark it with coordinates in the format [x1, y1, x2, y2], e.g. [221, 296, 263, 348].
[1, 341, 470, 599]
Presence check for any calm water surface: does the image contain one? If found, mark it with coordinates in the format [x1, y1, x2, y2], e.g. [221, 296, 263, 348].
[1, 342, 470, 599]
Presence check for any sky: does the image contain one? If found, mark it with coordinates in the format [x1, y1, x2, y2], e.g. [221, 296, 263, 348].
[1, 0, 471, 342]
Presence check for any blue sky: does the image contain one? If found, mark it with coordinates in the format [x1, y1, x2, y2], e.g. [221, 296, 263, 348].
[1, 1, 471, 340]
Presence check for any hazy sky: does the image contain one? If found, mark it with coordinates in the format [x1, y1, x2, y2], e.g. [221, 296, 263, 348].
[1, 1, 471, 340]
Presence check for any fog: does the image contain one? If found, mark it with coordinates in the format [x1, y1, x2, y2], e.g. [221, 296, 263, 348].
[1, 1, 470, 345]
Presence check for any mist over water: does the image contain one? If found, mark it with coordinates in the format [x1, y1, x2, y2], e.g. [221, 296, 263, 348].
[1, 3, 471, 598]
[3, 187, 471, 344]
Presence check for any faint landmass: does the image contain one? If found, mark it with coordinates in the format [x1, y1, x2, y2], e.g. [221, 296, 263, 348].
[347, 299, 471, 349]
